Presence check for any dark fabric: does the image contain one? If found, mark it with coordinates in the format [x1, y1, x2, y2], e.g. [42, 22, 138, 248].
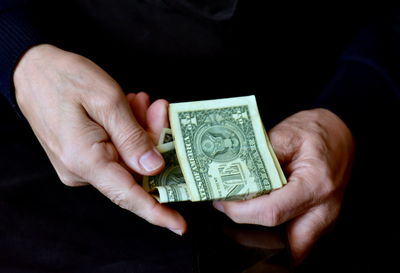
[316, 17, 400, 138]
[149, 0, 238, 21]
[0, 3, 46, 115]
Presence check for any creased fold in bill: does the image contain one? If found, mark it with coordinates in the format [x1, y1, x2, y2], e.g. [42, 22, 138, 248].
[143, 95, 286, 203]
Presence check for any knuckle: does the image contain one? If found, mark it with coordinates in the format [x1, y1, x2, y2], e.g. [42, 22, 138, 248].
[91, 88, 124, 116]
[96, 92, 121, 113]
[58, 147, 93, 178]
[262, 205, 282, 226]
[103, 89, 123, 106]
[106, 184, 161, 226]
[92, 142, 119, 163]
[119, 126, 148, 149]
[320, 177, 336, 199]
[301, 176, 320, 204]
[142, 202, 162, 225]
[107, 187, 131, 210]
[305, 123, 329, 147]
[104, 182, 137, 213]
[307, 166, 336, 201]
[113, 194, 129, 209]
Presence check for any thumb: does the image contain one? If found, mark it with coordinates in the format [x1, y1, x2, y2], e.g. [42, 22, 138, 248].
[268, 123, 303, 165]
[85, 91, 164, 175]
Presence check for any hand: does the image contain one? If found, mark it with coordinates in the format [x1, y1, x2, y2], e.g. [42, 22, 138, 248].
[213, 109, 354, 264]
[13, 44, 186, 235]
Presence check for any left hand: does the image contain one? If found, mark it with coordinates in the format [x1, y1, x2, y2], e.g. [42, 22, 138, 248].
[213, 108, 354, 264]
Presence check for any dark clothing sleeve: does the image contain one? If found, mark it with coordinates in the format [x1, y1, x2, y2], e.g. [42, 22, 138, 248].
[0, 1, 45, 113]
[315, 16, 400, 138]
[1, 1, 399, 132]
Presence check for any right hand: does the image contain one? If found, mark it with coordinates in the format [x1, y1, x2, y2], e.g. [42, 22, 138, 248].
[13, 44, 186, 235]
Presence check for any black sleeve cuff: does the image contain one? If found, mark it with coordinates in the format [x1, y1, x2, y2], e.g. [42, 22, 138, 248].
[315, 58, 400, 139]
[0, 7, 46, 116]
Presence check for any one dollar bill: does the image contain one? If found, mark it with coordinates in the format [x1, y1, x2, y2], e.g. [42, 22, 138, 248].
[143, 96, 286, 203]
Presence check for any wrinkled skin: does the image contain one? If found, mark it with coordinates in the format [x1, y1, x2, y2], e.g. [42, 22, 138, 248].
[14, 44, 354, 264]
[14, 44, 186, 235]
[213, 109, 354, 264]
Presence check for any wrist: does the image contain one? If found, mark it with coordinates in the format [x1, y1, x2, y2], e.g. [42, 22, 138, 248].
[13, 44, 66, 109]
[13, 44, 59, 81]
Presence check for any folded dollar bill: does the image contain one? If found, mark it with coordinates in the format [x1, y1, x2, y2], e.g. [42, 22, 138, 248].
[143, 96, 286, 203]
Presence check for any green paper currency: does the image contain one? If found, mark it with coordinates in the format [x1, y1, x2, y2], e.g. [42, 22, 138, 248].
[143, 96, 286, 203]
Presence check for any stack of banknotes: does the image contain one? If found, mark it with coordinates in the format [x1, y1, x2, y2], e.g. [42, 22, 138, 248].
[143, 96, 286, 203]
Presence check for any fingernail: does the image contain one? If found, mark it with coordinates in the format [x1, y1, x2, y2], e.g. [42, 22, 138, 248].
[139, 148, 164, 172]
[213, 202, 224, 213]
[168, 228, 183, 236]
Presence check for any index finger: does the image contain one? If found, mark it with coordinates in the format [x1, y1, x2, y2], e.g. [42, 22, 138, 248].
[90, 157, 186, 235]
